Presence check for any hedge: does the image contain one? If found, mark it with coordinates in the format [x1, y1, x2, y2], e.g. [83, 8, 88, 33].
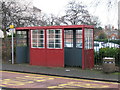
[94, 47, 120, 66]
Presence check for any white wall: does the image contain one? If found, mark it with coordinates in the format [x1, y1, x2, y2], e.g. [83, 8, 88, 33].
[0, 30, 4, 38]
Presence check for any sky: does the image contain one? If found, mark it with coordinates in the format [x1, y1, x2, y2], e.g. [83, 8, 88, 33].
[32, 0, 118, 28]
[33, 0, 70, 15]
[0, 0, 119, 37]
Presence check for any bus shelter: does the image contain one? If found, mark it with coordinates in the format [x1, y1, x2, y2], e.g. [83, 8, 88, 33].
[15, 25, 94, 69]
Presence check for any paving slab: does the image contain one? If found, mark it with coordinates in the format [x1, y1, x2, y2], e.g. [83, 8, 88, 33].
[1, 63, 119, 82]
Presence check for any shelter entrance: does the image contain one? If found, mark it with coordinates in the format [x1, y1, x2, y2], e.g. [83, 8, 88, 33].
[64, 29, 83, 67]
[16, 30, 29, 63]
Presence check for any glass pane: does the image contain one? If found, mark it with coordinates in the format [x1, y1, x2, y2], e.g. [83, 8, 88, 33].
[55, 30, 60, 34]
[49, 38, 54, 43]
[55, 35, 60, 38]
[76, 35, 82, 38]
[32, 39, 37, 43]
[55, 39, 60, 43]
[38, 43, 44, 48]
[49, 30, 54, 34]
[76, 30, 82, 38]
[49, 44, 54, 48]
[55, 44, 60, 48]
[23, 40, 27, 45]
[76, 38, 82, 48]
[49, 34, 54, 38]
[38, 30, 43, 34]
[76, 43, 82, 48]
[38, 35, 44, 38]
[17, 31, 21, 34]
[64, 30, 73, 38]
[32, 30, 38, 34]
[33, 43, 37, 47]
[22, 31, 26, 34]
[38, 39, 43, 43]
[32, 35, 37, 38]
[64, 39, 73, 47]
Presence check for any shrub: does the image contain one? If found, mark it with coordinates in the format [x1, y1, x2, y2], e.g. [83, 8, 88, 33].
[94, 47, 120, 66]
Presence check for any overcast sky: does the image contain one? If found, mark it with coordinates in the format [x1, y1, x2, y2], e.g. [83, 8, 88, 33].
[32, 0, 118, 28]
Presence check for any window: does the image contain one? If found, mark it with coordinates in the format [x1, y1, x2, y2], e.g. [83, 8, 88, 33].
[31, 30, 45, 48]
[17, 31, 27, 46]
[84, 29, 93, 49]
[47, 29, 62, 49]
[76, 30, 82, 48]
[64, 30, 73, 47]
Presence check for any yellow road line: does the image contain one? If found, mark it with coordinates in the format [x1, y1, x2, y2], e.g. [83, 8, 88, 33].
[0, 70, 118, 85]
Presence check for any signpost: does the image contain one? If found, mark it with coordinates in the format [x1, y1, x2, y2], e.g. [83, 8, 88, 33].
[9, 25, 15, 64]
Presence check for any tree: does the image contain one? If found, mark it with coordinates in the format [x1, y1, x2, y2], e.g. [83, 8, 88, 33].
[98, 32, 107, 39]
[1, 0, 44, 61]
[44, 14, 61, 26]
[58, 1, 100, 26]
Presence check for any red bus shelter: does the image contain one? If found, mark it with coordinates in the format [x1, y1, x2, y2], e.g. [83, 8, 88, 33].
[15, 25, 94, 69]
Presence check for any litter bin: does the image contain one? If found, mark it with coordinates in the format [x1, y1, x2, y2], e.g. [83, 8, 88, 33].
[103, 57, 115, 73]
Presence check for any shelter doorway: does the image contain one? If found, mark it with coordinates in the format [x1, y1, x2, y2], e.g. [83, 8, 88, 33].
[16, 31, 29, 63]
[64, 29, 83, 67]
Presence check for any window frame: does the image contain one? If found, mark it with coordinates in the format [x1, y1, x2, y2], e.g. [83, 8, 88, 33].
[47, 29, 62, 49]
[84, 28, 93, 49]
[31, 29, 45, 48]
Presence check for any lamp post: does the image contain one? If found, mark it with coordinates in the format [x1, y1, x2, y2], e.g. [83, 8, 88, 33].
[9, 25, 15, 64]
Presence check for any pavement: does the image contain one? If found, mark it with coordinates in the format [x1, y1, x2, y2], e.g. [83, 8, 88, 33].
[1, 62, 120, 82]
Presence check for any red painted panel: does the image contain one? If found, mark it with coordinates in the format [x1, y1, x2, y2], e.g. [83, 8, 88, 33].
[84, 49, 94, 69]
[46, 49, 64, 67]
[30, 49, 64, 67]
[30, 49, 46, 66]
[82, 28, 85, 69]
[16, 25, 94, 31]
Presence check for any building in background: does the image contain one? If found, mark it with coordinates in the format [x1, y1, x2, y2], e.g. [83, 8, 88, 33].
[104, 25, 119, 40]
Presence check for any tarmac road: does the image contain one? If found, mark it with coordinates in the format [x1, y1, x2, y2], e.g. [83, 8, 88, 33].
[0, 70, 119, 89]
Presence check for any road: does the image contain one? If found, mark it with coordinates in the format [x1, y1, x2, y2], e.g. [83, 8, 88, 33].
[0, 70, 119, 88]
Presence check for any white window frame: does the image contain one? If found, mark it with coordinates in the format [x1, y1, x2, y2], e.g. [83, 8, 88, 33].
[31, 30, 45, 48]
[47, 29, 62, 49]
